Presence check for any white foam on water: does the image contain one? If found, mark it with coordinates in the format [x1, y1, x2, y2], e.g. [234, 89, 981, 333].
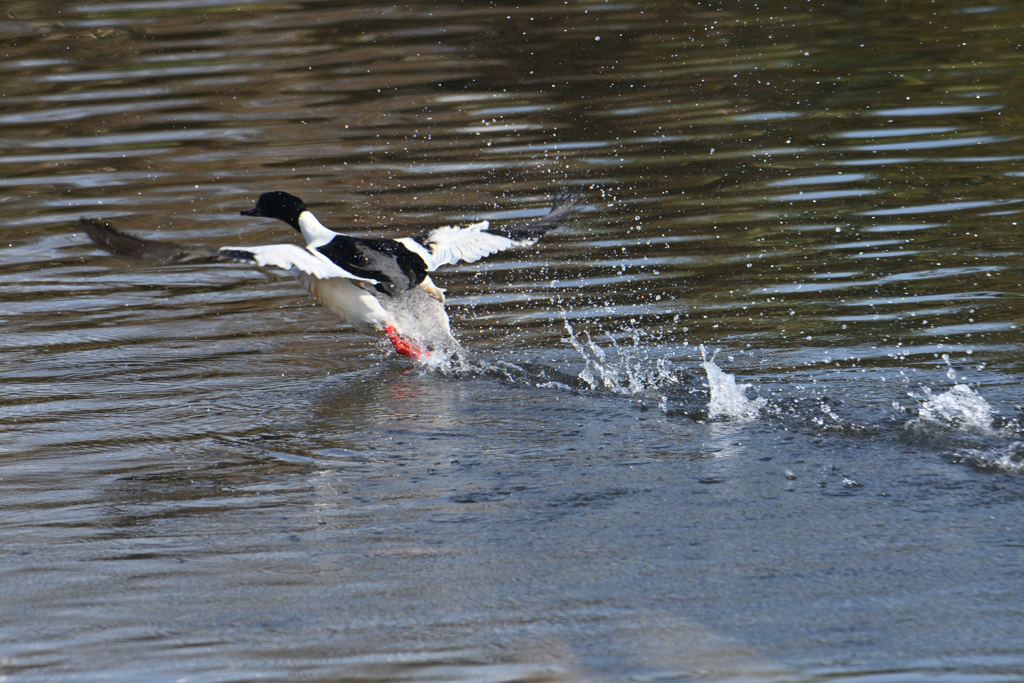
[700, 345, 766, 422]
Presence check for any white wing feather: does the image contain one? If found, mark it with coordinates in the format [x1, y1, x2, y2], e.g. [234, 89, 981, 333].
[219, 244, 378, 283]
[398, 220, 522, 271]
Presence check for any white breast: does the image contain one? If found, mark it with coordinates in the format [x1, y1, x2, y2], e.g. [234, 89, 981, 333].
[296, 273, 391, 335]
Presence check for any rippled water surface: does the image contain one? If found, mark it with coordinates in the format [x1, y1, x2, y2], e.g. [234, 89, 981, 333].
[3, 1, 1024, 681]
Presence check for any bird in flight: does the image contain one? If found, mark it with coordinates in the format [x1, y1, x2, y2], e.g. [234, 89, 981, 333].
[82, 188, 581, 360]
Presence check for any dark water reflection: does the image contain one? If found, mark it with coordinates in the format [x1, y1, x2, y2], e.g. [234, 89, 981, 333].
[3, 1, 1024, 681]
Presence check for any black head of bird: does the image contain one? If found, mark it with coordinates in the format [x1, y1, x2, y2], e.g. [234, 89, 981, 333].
[240, 191, 307, 232]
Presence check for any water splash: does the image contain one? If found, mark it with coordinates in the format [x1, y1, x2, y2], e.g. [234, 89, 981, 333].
[561, 316, 677, 395]
[903, 374, 1024, 473]
[384, 287, 463, 364]
[953, 442, 1024, 474]
[700, 346, 765, 422]
[470, 316, 767, 423]
[446, 313, 765, 424]
[915, 384, 995, 434]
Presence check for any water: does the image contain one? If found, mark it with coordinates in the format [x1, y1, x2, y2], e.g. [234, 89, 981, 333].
[2, 0, 1024, 680]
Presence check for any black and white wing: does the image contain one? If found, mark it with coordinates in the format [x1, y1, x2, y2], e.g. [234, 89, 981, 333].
[398, 187, 581, 271]
[219, 245, 376, 282]
[80, 218, 378, 284]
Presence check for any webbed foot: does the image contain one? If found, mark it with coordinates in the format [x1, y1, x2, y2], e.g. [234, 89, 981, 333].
[384, 325, 427, 360]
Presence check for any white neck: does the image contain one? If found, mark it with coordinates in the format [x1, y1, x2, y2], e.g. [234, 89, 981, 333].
[298, 211, 337, 248]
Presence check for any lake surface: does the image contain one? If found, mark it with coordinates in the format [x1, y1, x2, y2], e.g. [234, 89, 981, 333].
[2, 1, 1024, 681]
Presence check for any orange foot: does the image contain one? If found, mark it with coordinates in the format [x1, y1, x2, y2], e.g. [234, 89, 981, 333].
[384, 325, 427, 360]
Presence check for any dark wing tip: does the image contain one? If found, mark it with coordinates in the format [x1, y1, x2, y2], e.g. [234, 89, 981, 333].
[81, 217, 160, 261]
[545, 186, 584, 222]
[218, 248, 259, 265]
[550, 186, 583, 208]
[81, 217, 221, 265]
[489, 186, 585, 243]
[80, 217, 118, 246]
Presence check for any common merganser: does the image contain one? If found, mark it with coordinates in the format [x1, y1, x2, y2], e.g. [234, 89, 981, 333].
[81, 188, 581, 360]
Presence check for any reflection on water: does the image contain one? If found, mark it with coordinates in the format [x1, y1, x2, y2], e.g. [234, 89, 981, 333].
[3, 0, 1024, 681]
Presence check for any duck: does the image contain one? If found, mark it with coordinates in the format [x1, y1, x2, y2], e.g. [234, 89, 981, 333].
[81, 188, 581, 360]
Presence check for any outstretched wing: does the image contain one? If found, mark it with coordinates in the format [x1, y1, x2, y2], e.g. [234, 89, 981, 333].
[219, 245, 376, 282]
[81, 218, 377, 283]
[398, 187, 582, 271]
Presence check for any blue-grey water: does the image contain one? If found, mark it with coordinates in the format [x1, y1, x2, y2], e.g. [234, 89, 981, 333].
[2, 1, 1024, 681]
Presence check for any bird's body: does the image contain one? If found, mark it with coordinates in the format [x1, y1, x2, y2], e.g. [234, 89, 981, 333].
[298, 271, 393, 335]
[82, 189, 580, 359]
